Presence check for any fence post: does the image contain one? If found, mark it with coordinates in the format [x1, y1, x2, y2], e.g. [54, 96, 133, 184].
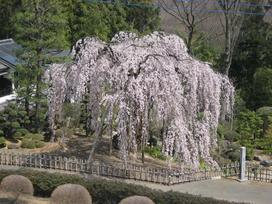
[239, 146, 247, 182]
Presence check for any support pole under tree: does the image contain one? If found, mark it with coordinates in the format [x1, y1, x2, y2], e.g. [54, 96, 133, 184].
[239, 146, 247, 182]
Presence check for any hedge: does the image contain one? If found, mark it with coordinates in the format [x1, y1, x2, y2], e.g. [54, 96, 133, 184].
[0, 169, 246, 204]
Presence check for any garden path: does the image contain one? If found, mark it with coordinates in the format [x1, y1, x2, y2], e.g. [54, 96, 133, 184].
[124, 178, 272, 204]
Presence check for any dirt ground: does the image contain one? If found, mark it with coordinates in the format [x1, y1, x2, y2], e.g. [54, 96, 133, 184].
[0, 135, 178, 169]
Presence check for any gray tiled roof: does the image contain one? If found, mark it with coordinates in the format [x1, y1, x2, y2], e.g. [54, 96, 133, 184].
[0, 39, 20, 68]
[0, 39, 70, 73]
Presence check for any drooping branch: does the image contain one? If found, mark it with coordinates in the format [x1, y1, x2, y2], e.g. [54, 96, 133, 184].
[47, 32, 235, 168]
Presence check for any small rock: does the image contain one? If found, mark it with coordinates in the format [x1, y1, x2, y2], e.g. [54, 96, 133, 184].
[7, 143, 20, 149]
[260, 160, 272, 167]
[254, 156, 262, 161]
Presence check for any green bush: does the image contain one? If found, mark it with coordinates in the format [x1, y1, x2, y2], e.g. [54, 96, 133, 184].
[17, 128, 29, 136]
[252, 68, 272, 108]
[0, 170, 243, 204]
[228, 151, 240, 162]
[257, 106, 272, 117]
[247, 148, 254, 161]
[224, 131, 240, 142]
[0, 137, 6, 148]
[21, 133, 45, 149]
[35, 140, 45, 148]
[145, 146, 166, 160]
[13, 131, 22, 140]
[215, 140, 241, 163]
[11, 121, 20, 129]
[191, 33, 219, 65]
[21, 139, 45, 149]
[21, 139, 36, 149]
[24, 133, 44, 141]
[217, 124, 225, 139]
[257, 106, 272, 136]
[13, 129, 31, 140]
[0, 103, 30, 138]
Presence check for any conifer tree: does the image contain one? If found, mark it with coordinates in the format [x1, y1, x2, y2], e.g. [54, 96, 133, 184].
[14, 0, 68, 132]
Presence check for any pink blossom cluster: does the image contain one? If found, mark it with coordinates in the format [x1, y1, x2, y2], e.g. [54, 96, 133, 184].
[47, 32, 234, 167]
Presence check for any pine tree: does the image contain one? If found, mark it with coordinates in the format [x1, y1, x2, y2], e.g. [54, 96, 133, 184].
[0, 0, 21, 39]
[62, 0, 111, 48]
[13, 0, 68, 132]
[230, 4, 272, 109]
[126, 0, 160, 34]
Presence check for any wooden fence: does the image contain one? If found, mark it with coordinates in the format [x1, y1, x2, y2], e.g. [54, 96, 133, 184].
[221, 161, 240, 177]
[246, 165, 272, 183]
[219, 161, 272, 183]
[0, 152, 240, 185]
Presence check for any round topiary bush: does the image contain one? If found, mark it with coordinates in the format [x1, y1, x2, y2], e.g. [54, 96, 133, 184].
[119, 196, 155, 204]
[50, 184, 92, 204]
[0, 175, 34, 195]
[21, 139, 36, 149]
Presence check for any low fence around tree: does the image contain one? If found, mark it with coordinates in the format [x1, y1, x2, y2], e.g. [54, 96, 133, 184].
[246, 164, 272, 183]
[221, 162, 240, 177]
[2, 152, 271, 185]
[0, 152, 240, 185]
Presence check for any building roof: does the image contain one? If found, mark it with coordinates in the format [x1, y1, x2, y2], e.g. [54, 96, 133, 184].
[0, 38, 70, 75]
[0, 39, 20, 69]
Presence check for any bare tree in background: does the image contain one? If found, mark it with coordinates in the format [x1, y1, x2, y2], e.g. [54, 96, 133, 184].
[158, 0, 210, 53]
[217, 0, 245, 75]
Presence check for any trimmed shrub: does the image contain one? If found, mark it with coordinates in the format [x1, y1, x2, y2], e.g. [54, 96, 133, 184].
[24, 133, 43, 141]
[21, 133, 45, 149]
[50, 184, 92, 204]
[13, 131, 23, 140]
[35, 140, 45, 148]
[145, 146, 166, 160]
[228, 151, 240, 162]
[21, 139, 36, 149]
[119, 195, 155, 204]
[17, 128, 29, 136]
[0, 175, 34, 195]
[0, 170, 245, 204]
[11, 121, 20, 129]
[224, 131, 240, 142]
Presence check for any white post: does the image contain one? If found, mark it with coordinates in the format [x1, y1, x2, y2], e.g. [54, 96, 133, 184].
[239, 146, 247, 182]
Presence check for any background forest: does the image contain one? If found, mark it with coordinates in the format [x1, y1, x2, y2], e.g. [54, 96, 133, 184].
[0, 0, 272, 166]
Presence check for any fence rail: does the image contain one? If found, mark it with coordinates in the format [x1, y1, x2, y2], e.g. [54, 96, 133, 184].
[246, 165, 272, 183]
[0, 152, 241, 185]
[221, 162, 240, 177]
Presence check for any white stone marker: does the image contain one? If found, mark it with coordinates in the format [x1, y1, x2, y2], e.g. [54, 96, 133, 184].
[239, 146, 247, 182]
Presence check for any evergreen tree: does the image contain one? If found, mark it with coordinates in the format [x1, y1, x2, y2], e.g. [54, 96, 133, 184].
[0, 0, 22, 39]
[13, 0, 68, 132]
[62, 0, 111, 48]
[107, 1, 134, 37]
[62, 0, 159, 48]
[230, 4, 272, 109]
[126, 0, 160, 34]
[252, 68, 272, 108]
